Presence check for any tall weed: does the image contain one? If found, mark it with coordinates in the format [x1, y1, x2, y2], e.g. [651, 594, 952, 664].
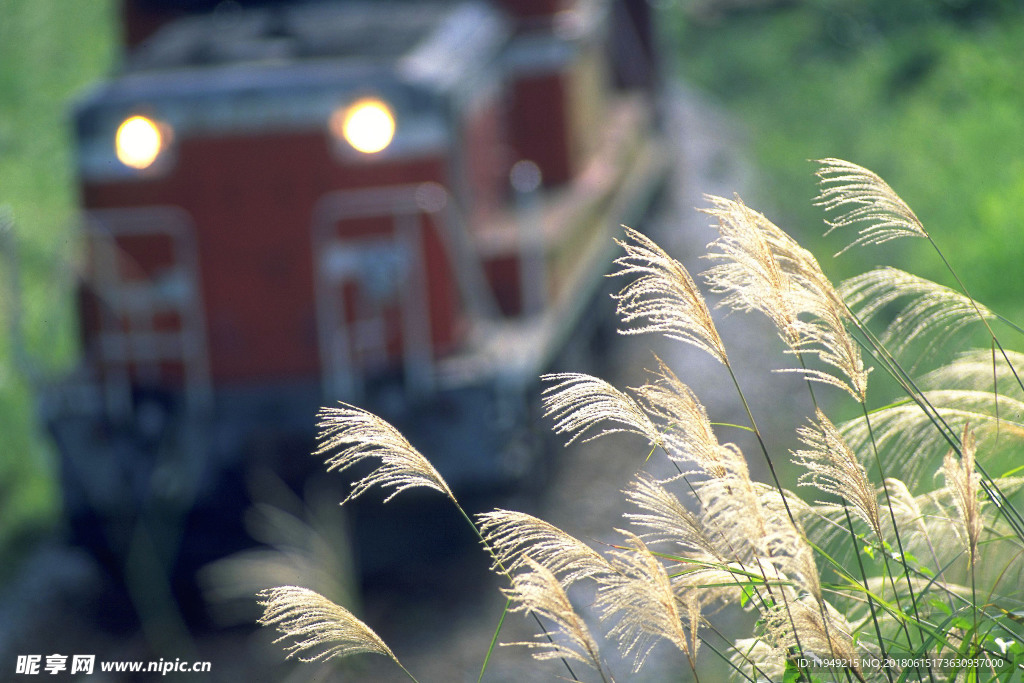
[258, 160, 1024, 681]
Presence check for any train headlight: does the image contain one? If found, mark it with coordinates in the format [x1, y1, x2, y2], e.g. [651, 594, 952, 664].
[115, 115, 167, 170]
[332, 98, 395, 154]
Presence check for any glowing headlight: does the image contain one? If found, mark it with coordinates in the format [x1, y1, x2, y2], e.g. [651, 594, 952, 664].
[115, 115, 167, 170]
[331, 98, 395, 154]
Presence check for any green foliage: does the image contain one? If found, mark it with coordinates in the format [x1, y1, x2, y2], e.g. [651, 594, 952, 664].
[669, 2, 1024, 321]
[258, 161, 1024, 681]
[0, 1, 116, 566]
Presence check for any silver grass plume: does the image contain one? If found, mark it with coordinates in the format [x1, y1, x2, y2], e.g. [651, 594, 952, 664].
[781, 292, 870, 401]
[730, 638, 786, 682]
[755, 486, 821, 602]
[841, 390, 1024, 482]
[942, 425, 982, 565]
[840, 267, 995, 357]
[624, 476, 755, 612]
[634, 358, 728, 477]
[611, 226, 728, 364]
[629, 356, 821, 595]
[883, 475, 1023, 593]
[815, 158, 928, 254]
[315, 404, 454, 504]
[670, 559, 754, 616]
[501, 558, 605, 673]
[697, 466, 821, 601]
[702, 194, 868, 400]
[877, 478, 972, 606]
[477, 509, 611, 586]
[624, 473, 724, 560]
[257, 586, 399, 664]
[904, 473, 1024, 587]
[596, 531, 698, 671]
[763, 595, 861, 674]
[884, 478, 928, 540]
[794, 409, 881, 539]
[542, 372, 661, 446]
[879, 477, 1023, 585]
[702, 194, 814, 350]
[692, 447, 767, 561]
[201, 493, 354, 616]
[922, 348, 1024, 401]
[884, 477, 968, 569]
[629, 458, 822, 604]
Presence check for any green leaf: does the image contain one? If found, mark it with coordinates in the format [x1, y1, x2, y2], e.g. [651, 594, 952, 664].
[740, 582, 755, 607]
[1001, 463, 1024, 478]
[951, 616, 975, 631]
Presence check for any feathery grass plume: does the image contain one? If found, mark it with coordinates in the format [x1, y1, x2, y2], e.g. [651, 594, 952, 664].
[702, 194, 869, 400]
[624, 473, 724, 559]
[201, 491, 355, 621]
[701, 192, 854, 325]
[814, 158, 928, 254]
[702, 194, 813, 350]
[876, 478, 1024, 617]
[634, 358, 728, 477]
[794, 409, 881, 539]
[477, 509, 611, 586]
[763, 595, 861, 675]
[690, 447, 772, 575]
[942, 426, 983, 565]
[783, 294, 870, 401]
[880, 474, 1024, 593]
[754, 486, 821, 603]
[883, 478, 928, 541]
[541, 372, 661, 446]
[623, 475, 774, 618]
[689, 444, 822, 601]
[257, 586, 399, 664]
[922, 348, 1024, 401]
[840, 267, 995, 357]
[623, 473, 799, 610]
[670, 558, 756, 618]
[730, 638, 786, 682]
[691, 444, 766, 557]
[882, 477, 975, 576]
[611, 226, 728, 364]
[315, 404, 454, 504]
[841, 390, 1024, 482]
[501, 558, 606, 673]
[596, 531, 698, 672]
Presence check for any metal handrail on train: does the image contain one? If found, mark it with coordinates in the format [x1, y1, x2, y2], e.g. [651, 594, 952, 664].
[82, 207, 213, 417]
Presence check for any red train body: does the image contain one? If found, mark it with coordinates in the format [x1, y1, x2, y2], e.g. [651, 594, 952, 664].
[49, 0, 667, 584]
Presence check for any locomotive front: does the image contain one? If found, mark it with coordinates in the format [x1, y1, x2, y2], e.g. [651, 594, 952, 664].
[52, 0, 667, 587]
[73, 2, 507, 416]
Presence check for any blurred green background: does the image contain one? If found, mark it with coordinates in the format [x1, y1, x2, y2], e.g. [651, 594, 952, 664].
[669, 0, 1024, 320]
[0, 0, 116, 574]
[2, 0, 1023, 581]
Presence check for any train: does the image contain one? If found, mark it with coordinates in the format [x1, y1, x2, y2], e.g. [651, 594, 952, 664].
[42, 0, 668, 597]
